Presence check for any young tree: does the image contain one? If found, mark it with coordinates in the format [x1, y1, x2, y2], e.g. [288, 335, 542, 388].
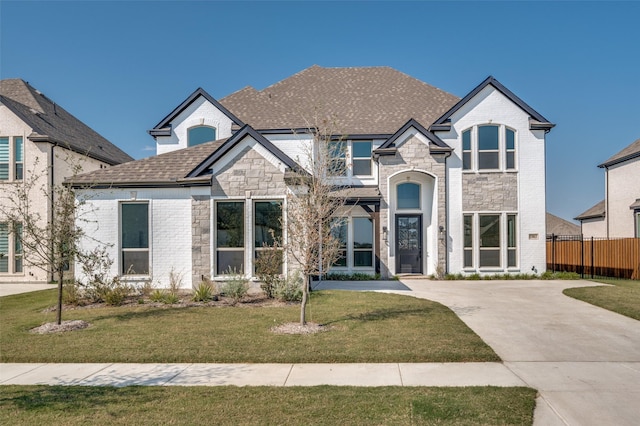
[0, 153, 93, 325]
[285, 115, 350, 325]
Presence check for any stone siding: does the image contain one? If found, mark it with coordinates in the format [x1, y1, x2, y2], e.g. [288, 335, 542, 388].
[462, 173, 518, 211]
[191, 196, 211, 286]
[211, 147, 287, 197]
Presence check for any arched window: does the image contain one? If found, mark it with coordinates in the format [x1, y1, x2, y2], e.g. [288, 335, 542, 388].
[188, 126, 216, 146]
[397, 182, 420, 209]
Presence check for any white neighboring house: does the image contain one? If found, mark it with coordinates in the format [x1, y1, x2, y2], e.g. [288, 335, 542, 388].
[0, 79, 133, 284]
[576, 138, 640, 238]
[69, 66, 554, 288]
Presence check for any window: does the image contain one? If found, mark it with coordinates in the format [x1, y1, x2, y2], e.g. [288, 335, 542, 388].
[216, 201, 244, 274]
[635, 211, 640, 238]
[464, 213, 518, 269]
[507, 214, 517, 267]
[479, 214, 501, 267]
[14, 223, 22, 273]
[188, 126, 216, 147]
[331, 218, 348, 267]
[462, 130, 472, 170]
[352, 141, 372, 176]
[0, 137, 24, 181]
[121, 203, 149, 275]
[461, 125, 516, 171]
[327, 140, 347, 176]
[463, 214, 473, 268]
[397, 182, 420, 209]
[353, 217, 373, 267]
[254, 201, 283, 274]
[478, 125, 499, 169]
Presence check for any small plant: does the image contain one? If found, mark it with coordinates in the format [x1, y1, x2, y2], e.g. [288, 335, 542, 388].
[137, 279, 154, 297]
[254, 237, 284, 299]
[162, 292, 180, 304]
[192, 281, 215, 302]
[102, 278, 131, 306]
[168, 267, 183, 295]
[62, 280, 81, 305]
[149, 289, 167, 303]
[273, 271, 303, 302]
[219, 268, 249, 305]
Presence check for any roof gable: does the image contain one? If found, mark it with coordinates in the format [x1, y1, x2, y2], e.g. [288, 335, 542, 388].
[376, 118, 452, 155]
[149, 87, 244, 137]
[0, 79, 133, 165]
[575, 200, 606, 221]
[187, 125, 300, 177]
[599, 138, 640, 168]
[430, 76, 554, 132]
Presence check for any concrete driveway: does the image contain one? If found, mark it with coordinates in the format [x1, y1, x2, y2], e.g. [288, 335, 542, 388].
[0, 283, 56, 297]
[396, 279, 640, 426]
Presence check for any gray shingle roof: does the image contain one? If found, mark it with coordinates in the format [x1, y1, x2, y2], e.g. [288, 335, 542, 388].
[575, 200, 606, 221]
[0, 79, 133, 165]
[220, 65, 460, 135]
[546, 213, 580, 236]
[599, 138, 640, 168]
[67, 139, 226, 187]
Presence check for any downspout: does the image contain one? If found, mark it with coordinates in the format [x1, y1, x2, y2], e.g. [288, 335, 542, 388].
[443, 151, 451, 275]
[50, 143, 55, 282]
[604, 165, 609, 238]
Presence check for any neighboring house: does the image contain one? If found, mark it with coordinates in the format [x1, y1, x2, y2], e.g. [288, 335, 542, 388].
[69, 66, 554, 287]
[575, 138, 640, 238]
[546, 212, 581, 238]
[0, 79, 133, 284]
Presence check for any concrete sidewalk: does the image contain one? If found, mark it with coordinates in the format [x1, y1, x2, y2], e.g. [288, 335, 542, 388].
[0, 283, 56, 297]
[0, 362, 526, 387]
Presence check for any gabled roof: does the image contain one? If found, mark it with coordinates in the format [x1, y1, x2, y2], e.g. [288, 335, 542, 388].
[219, 65, 460, 135]
[0, 79, 133, 165]
[574, 200, 606, 221]
[598, 138, 640, 168]
[429, 76, 555, 132]
[375, 118, 452, 155]
[546, 212, 581, 236]
[149, 87, 245, 137]
[67, 139, 227, 188]
[187, 124, 300, 177]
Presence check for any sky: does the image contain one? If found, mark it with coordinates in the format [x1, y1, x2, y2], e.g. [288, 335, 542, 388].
[1, 1, 639, 223]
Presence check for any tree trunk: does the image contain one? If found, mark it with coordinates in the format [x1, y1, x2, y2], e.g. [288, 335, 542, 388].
[300, 274, 309, 325]
[56, 269, 63, 325]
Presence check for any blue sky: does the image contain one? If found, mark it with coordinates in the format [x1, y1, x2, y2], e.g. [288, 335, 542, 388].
[1, 1, 639, 222]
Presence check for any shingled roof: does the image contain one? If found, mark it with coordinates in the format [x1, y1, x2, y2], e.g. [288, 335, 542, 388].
[599, 138, 640, 168]
[575, 200, 606, 221]
[220, 65, 460, 135]
[0, 79, 133, 165]
[67, 139, 226, 188]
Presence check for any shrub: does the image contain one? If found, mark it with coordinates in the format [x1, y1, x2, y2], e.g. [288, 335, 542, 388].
[193, 281, 215, 302]
[149, 289, 167, 303]
[254, 240, 284, 299]
[168, 268, 183, 295]
[102, 278, 131, 306]
[62, 280, 82, 305]
[219, 269, 249, 304]
[274, 271, 303, 302]
[162, 292, 180, 304]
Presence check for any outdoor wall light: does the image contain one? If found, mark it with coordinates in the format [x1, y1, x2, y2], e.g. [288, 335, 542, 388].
[382, 226, 388, 242]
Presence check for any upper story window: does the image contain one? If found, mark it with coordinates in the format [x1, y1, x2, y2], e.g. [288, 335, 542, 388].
[461, 125, 516, 171]
[0, 136, 23, 181]
[327, 139, 373, 178]
[188, 126, 216, 147]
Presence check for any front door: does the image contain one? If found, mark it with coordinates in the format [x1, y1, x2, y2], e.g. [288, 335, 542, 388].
[395, 215, 422, 274]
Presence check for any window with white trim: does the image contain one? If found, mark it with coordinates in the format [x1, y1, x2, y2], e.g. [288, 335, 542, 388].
[635, 211, 640, 238]
[463, 213, 518, 269]
[352, 141, 372, 176]
[461, 125, 516, 171]
[121, 203, 149, 275]
[216, 201, 244, 275]
[327, 140, 374, 178]
[188, 126, 216, 147]
[330, 216, 374, 268]
[0, 222, 22, 274]
[254, 200, 283, 274]
[0, 136, 23, 181]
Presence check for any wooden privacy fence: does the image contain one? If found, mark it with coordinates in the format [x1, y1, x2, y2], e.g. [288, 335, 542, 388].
[547, 235, 640, 280]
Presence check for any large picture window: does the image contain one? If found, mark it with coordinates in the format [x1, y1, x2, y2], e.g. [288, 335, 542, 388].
[216, 201, 244, 274]
[254, 201, 283, 274]
[461, 125, 516, 171]
[464, 213, 518, 269]
[121, 203, 149, 275]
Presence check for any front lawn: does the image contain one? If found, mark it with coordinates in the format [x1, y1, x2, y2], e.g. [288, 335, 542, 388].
[0, 289, 499, 363]
[563, 279, 640, 320]
[0, 385, 536, 425]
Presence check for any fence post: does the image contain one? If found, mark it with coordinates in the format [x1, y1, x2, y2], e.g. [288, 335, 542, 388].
[551, 234, 556, 273]
[580, 234, 585, 278]
[590, 236, 594, 279]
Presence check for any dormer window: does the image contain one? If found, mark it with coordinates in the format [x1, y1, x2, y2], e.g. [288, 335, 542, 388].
[188, 126, 216, 147]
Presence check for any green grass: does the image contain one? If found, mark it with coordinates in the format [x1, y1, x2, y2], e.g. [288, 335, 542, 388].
[0, 289, 498, 363]
[563, 279, 640, 320]
[0, 385, 537, 425]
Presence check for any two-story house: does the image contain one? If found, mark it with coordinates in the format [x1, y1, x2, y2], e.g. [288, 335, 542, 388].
[69, 66, 553, 287]
[576, 138, 640, 238]
[0, 79, 133, 284]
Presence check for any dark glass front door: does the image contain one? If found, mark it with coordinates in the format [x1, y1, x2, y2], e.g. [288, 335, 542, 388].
[395, 215, 422, 274]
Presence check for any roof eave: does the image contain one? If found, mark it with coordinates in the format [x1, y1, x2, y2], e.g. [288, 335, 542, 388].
[68, 175, 212, 189]
[598, 151, 640, 168]
[28, 134, 124, 166]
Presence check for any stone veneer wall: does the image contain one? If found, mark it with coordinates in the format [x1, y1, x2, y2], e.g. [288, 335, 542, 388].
[211, 146, 288, 197]
[191, 196, 211, 286]
[462, 173, 518, 211]
[378, 134, 447, 277]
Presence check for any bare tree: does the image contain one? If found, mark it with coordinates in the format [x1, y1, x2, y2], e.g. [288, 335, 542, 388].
[0, 153, 94, 325]
[285, 114, 350, 325]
